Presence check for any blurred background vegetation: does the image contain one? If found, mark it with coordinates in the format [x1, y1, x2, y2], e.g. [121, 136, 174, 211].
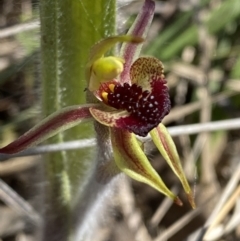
[0, 0, 240, 240]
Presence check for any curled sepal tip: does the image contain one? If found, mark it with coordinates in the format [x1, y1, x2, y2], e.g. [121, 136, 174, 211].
[110, 128, 182, 204]
[87, 35, 144, 91]
[88, 35, 144, 65]
[150, 124, 196, 209]
[0, 104, 95, 154]
[174, 196, 183, 206]
[187, 192, 196, 209]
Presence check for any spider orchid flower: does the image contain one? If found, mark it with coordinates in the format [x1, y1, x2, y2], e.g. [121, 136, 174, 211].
[0, 0, 195, 208]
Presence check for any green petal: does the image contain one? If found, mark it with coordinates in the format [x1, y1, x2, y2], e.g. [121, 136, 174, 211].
[88, 35, 143, 64]
[150, 124, 196, 208]
[110, 128, 183, 206]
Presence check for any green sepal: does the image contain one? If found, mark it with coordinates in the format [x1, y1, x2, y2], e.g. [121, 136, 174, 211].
[150, 124, 196, 209]
[110, 127, 183, 206]
[88, 35, 144, 64]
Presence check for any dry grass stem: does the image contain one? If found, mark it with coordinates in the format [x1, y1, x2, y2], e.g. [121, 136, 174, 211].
[1, 118, 240, 160]
[154, 195, 215, 241]
[119, 178, 152, 241]
[0, 179, 41, 226]
[0, 21, 39, 39]
[0, 156, 37, 176]
[150, 185, 179, 228]
[204, 186, 240, 240]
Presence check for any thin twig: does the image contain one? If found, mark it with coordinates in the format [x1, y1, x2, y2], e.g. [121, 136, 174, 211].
[163, 90, 237, 124]
[1, 118, 240, 160]
[0, 156, 37, 176]
[187, 162, 240, 241]
[0, 178, 41, 226]
[119, 178, 152, 241]
[0, 138, 96, 160]
[0, 20, 39, 39]
[150, 185, 179, 228]
[154, 195, 215, 241]
[204, 185, 240, 240]
[167, 118, 240, 136]
[204, 163, 240, 228]
[225, 199, 240, 233]
[194, 0, 215, 185]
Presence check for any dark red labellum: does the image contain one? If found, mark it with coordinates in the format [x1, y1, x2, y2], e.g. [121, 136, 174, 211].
[100, 79, 170, 136]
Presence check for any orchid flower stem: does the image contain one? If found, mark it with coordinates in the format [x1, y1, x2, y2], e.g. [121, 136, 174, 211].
[40, 1, 115, 240]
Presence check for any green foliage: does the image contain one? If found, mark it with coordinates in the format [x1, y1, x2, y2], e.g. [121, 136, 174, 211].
[146, 0, 240, 61]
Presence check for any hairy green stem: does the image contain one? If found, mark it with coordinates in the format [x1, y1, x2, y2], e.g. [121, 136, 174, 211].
[40, 1, 115, 240]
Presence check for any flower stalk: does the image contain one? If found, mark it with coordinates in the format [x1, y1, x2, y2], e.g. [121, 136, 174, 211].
[40, 0, 115, 240]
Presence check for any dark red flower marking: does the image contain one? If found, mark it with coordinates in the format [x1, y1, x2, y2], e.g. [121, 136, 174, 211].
[98, 77, 170, 136]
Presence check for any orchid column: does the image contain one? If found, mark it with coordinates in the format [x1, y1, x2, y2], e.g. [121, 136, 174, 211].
[40, 1, 115, 240]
